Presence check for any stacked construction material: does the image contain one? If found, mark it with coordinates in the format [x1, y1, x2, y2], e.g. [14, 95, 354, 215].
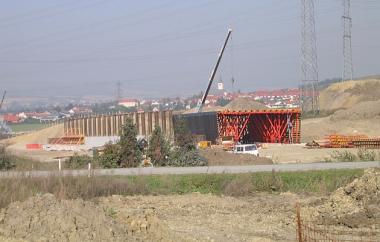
[325, 134, 367, 148]
[309, 134, 368, 148]
[352, 137, 380, 149]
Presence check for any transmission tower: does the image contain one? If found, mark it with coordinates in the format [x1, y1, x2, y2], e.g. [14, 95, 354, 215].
[300, 0, 319, 114]
[342, 0, 353, 81]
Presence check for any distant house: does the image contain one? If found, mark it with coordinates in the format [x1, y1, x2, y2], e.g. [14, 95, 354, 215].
[118, 99, 139, 108]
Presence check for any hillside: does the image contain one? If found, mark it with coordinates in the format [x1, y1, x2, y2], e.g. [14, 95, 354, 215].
[319, 79, 380, 111]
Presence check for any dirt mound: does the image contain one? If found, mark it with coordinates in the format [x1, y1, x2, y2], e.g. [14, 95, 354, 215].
[320, 79, 380, 111]
[2, 124, 63, 147]
[223, 97, 267, 111]
[311, 169, 380, 227]
[182, 97, 267, 114]
[182, 105, 224, 114]
[330, 100, 380, 121]
[0, 194, 137, 241]
[200, 148, 273, 166]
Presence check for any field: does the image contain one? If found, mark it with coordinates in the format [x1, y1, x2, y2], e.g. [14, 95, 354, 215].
[8, 122, 50, 133]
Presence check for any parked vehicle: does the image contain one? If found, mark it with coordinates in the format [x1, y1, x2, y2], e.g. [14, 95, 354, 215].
[233, 144, 259, 156]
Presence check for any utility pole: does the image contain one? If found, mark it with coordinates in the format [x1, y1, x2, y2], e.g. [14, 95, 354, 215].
[300, 0, 319, 114]
[342, 0, 353, 81]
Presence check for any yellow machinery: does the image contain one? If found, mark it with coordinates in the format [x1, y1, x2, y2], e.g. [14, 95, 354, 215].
[197, 141, 211, 149]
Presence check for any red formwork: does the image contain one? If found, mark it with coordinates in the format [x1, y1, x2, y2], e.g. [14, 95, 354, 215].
[217, 109, 301, 144]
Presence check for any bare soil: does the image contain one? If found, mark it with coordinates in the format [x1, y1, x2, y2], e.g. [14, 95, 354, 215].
[200, 148, 273, 165]
[303, 169, 380, 228]
[319, 79, 380, 111]
[0, 192, 308, 242]
[0, 170, 378, 241]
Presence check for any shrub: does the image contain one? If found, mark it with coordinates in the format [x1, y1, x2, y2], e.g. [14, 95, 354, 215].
[98, 143, 121, 168]
[167, 148, 207, 167]
[330, 150, 357, 162]
[357, 148, 376, 161]
[65, 154, 92, 169]
[118, 118, 142, 167]
[147, 126, 170, 166]
[0, 146, 15, 170]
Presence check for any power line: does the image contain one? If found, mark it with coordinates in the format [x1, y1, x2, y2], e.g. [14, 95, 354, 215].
[342, 0, 353, 81]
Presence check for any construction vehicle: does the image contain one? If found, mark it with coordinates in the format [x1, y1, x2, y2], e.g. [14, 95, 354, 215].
[0, 91, 12, 138]
[197, 140, 211, 149]
[196, 28, 232, 113]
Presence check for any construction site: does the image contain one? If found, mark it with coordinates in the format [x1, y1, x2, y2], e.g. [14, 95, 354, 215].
[0, 0, 380, 241]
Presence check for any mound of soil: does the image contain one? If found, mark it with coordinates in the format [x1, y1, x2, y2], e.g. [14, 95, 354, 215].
[330, 100, 380, 121]
[312, 169, 380, 227]
[223, 97, 267, 111]
[0, 194, 136, 242]
[319, 79, 380, 111]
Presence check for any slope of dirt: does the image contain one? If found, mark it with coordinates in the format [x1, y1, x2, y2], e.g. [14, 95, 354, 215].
[223, 97, 267, 111]
[183, 97, 268, 114]
[2, 124, 63, 147]
[0, 194, 138, 242]
[302, 99, 380, 142]
[330, 100, 380, 121]
[319, 79, 380, 111]
[98, 193, 301, 242]
[306, 169, 380, 228]
[200, 148, 273, 165]
[0, 192, 310, 241]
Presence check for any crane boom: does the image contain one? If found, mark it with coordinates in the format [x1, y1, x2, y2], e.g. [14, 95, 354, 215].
[196, 28, 232, 113]
[0, 91, 6, 111]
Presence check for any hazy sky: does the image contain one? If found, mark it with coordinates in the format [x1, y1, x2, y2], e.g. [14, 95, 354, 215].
[1, 0, 379, 99]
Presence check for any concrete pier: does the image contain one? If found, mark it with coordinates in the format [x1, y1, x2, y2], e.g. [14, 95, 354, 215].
[64, 110, 173, 138]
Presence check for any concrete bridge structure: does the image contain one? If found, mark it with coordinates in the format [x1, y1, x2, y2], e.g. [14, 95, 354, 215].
[63, 110, 174, 138]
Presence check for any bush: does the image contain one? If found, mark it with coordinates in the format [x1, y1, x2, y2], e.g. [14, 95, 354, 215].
[147, 126, 170, 166]
[98, 143, 121, 168]
[65, 154, 92, 169]
[0, 146, 15, 170]
[357, 148, 376, 161]
[330, 150, 357, 162]
[167, 148, 208, 167]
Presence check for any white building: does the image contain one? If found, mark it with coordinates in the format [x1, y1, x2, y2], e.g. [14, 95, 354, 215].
[118, 99, 139, 108]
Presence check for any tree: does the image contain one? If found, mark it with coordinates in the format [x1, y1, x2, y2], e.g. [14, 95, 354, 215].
[147, 126, 170, 166]
[118, 118, 141, 167]
[98, 142, 120, 168]
[173, 118, 195, 151]
[0, 146, 15, 170]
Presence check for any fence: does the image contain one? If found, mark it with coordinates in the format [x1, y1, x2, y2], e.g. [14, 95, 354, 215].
[296, 204, 380, 242]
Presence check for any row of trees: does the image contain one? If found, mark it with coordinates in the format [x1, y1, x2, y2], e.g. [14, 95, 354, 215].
[95, 118, 207, 168]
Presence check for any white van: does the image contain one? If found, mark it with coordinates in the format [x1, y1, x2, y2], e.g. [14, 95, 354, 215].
[233, 144, 259, 156]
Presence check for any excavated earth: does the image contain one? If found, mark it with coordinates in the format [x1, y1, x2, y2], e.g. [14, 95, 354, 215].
[303, 169, 380, 228]
[0, 192, 307, 242]
[0, 169, 379, 241]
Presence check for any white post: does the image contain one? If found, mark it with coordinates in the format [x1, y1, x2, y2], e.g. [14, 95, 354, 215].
[58, 159, 61, 171]
[88, 162, 91, 177]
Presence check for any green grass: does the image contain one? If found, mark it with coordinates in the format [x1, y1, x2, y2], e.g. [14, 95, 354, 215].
[0, 169, 365, 208]
[9, 123, 50, 133]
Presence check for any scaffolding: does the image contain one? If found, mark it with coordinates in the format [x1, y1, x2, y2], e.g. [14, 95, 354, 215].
[217, 109, 301, 144]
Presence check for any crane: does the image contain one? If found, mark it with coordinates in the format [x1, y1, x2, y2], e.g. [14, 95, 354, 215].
[0, 91, 6, 110]
[196, 28, 232, 113]
[0, 90, 12, 137]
